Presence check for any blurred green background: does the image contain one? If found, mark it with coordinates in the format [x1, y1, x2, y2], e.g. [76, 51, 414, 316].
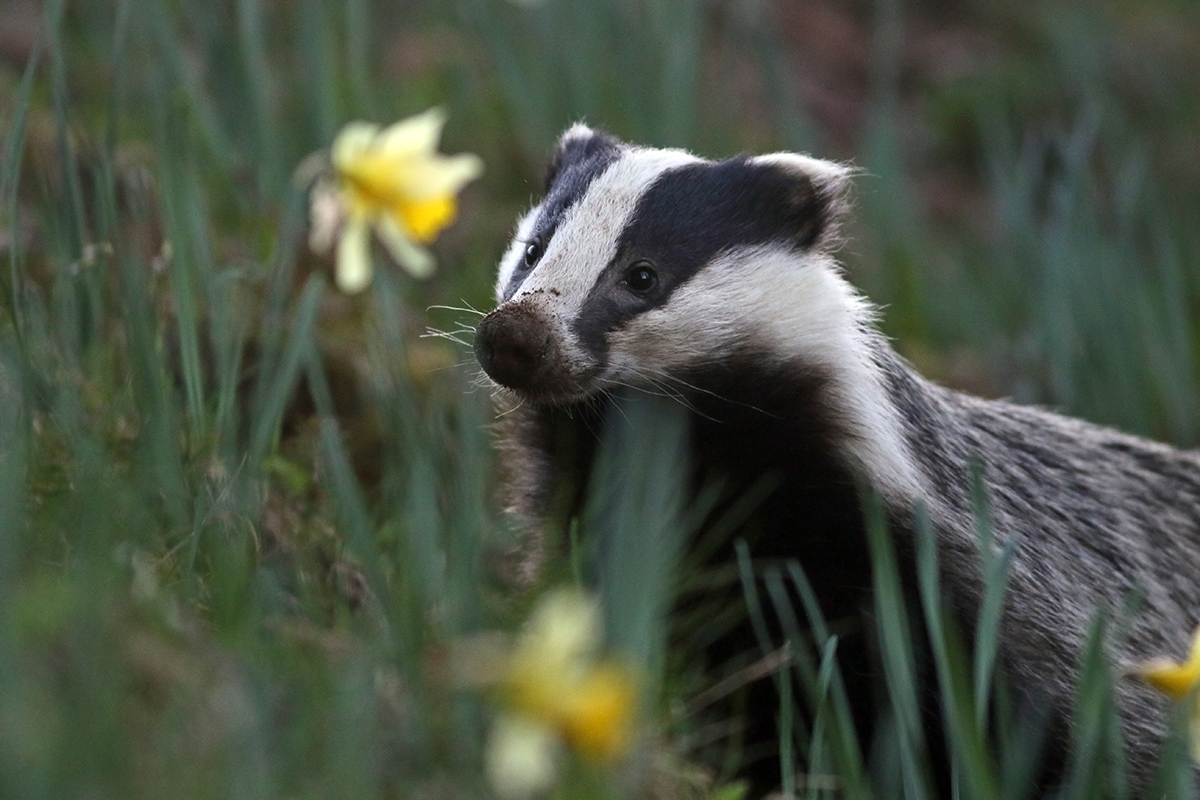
[1, 0, 1198, 797]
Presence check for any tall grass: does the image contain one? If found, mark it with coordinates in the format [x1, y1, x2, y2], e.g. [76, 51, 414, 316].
[0, 0, 1197, 797]
[2, 4, 487, 797]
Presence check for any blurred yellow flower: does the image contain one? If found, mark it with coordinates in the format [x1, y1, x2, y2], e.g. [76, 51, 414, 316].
[486, 588, 638, 799]
[1135, 625, 1200, 761]
[308, 108, 483, 293]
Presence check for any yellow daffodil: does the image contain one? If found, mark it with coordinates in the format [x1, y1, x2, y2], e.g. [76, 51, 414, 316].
[308, 108, 482, 293]
[1135, 625, 1200, 761]
[485, 588, 638, 799]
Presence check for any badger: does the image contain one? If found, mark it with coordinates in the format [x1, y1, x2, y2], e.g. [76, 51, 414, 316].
[472, 124, 1200, 794]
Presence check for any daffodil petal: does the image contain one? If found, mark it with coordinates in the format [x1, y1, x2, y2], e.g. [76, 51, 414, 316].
[562, 663, 637, 761]
[395, 153, 485, 201]
[486, 715, 560, 800]
[1138, 660, 1191, 699]
[524, 589, 602, 668]
[395, 194, 457, 243]
[1138, 627, 1200, 701]
[503, 589, 604, 724]
[376, 215, 436, 279]
[336, 217, 373, 293]
[308, 180, 344, 255]
[375, 107, 448, 157]
[331, 121, 382, 169]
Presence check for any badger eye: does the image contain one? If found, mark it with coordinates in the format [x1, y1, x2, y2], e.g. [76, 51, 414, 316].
[624, 262, 657, 293]
[523, 241, 542, 268]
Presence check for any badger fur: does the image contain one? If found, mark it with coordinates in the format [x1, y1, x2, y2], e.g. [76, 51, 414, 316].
[473, 125, 1200, 794]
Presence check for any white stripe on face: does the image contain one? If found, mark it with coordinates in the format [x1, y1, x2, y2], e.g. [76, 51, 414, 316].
[495, 208, 537, 302]
[508, 147, 699, 316]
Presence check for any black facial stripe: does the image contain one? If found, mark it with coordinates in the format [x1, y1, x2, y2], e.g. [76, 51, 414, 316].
[502, 132, 622, 301]
[572, 157, 831, 357]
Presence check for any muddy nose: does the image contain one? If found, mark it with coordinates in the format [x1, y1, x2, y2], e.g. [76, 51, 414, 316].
[474, 307, 550, 391]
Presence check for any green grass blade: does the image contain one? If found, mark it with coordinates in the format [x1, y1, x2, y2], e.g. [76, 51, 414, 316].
[0, 340, 28, 599]
[1, 35, 42, 340]
[863, 494, 934, 800]
[345, 0, 377, 117]
[967, 465, 1017, 735]
[743, 547, 873, 799]
[585, 391, 691, 692]
[235, 0, 281, 195]
[912, 506, 1000, 799]
[1059, 589, 1147, 800]
[296, 0, 342, 143]
[247, 275, 325, 465]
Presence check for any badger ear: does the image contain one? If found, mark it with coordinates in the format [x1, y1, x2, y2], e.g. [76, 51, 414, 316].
[751, 152, 854, 250]
[544, 124, 622, 194]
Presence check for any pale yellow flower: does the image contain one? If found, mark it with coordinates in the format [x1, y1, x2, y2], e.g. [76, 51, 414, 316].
[1135, 625, 1200, 761]
[486, 588, 638, 799]
[485, 714, 560, 800]
[309, 108, 483, 293]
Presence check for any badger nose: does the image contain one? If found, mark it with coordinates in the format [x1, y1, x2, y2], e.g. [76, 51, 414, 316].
[474, 307, 549, 391]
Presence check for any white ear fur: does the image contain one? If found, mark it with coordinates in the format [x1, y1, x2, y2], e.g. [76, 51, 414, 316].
[558, 123, 597, 144]
[751, 152, 854, 191]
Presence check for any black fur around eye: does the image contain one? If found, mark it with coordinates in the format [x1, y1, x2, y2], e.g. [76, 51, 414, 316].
[624, 262, 657, 293]
[523, 241, 542, 268]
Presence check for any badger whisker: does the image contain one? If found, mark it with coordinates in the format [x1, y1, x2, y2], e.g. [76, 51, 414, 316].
[493, 395, 525, 418]
[427, 301, 487, 317]
[605, 371, 715, 421]
[421, 329, 471, 347]
[616, 366, 761, 422]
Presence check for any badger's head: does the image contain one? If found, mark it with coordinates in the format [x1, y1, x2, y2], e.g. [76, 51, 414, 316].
[475, 126, 926, 502]
[475, 125, 863, 409]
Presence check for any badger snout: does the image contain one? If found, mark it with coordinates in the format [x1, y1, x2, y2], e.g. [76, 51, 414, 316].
[475, 305, 556, 393]
[475, 304, 599, 401]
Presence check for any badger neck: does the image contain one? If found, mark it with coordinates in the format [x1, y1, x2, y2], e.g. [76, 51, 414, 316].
[533, 335, 929, 531]
[514, 257, 937, 561]
[615, 247, 928, 509]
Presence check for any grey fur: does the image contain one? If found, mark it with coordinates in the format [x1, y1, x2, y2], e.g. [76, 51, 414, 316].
[881, 342, 1200, 789]
[476, 129, 1200, 793]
